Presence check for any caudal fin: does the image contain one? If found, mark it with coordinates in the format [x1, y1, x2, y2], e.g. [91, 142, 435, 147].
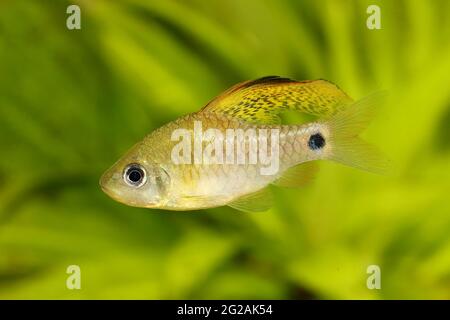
[324, 92, 391, 174]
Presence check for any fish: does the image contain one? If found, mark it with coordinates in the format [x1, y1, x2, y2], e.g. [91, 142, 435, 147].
[100, 76, 389, 212]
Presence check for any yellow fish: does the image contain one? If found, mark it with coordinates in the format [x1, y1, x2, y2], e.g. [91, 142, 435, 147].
[100, 76, 389, 212]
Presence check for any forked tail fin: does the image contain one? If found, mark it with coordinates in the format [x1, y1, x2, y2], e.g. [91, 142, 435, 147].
[324, 92, 391, 174]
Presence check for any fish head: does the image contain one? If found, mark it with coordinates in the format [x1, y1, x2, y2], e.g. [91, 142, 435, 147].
[100, 143, 170, 208]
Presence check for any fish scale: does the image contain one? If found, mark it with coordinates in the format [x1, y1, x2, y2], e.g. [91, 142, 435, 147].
[151, 112, 328, 202]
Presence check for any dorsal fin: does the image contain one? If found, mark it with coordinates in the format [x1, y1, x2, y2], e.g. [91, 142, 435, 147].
[204, 76, 296, 107]
[200, 76, 354, 125]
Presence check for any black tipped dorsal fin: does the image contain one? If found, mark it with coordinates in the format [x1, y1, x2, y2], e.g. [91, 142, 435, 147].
[200, 76, 353, 125]
[240, 75, 297, 87]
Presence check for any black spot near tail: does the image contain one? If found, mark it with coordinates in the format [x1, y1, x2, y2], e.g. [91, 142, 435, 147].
[308, 133, 325, 150]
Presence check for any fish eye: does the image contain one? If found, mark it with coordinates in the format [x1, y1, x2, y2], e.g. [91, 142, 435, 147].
[123, 164, 146, 187]
[308, 133, 325, 150]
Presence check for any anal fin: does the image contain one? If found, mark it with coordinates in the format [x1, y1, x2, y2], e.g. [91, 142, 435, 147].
[228, 187, 273, 213]
[273, 162, 319, 188]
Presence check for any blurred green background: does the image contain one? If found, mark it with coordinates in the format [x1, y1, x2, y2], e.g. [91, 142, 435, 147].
[0, 0, 449, 299]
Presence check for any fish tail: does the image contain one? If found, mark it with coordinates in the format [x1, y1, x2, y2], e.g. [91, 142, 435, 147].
[323, 91, 391, 174]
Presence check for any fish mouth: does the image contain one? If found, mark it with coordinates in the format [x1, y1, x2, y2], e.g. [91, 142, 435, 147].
[99, 180, 116, 200]
[99, 172, 110, 193]
[99, 170, 120, 200]
[99, 169, 163, 209]
[99, 182, 129, 206]
[99, 174, 158, 208]
[99, 183, 112, 197]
